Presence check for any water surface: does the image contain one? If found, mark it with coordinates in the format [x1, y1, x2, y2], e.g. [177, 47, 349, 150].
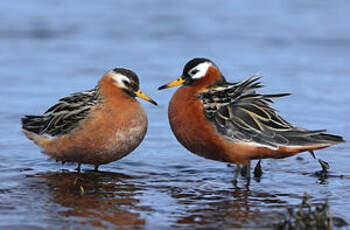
[0, 1, 349, 229]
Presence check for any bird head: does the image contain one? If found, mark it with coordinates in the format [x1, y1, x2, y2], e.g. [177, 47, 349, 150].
[110, 68, 157, 105]
[158, 58, 224, 90]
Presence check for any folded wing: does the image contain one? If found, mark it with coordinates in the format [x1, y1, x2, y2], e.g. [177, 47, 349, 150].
[22, 89, 101, 136]
[199, 75, 344, 150]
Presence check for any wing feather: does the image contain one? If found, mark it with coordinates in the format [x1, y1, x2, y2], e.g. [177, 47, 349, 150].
[22, 88, 101, 136]
[199, 75, 343, 149]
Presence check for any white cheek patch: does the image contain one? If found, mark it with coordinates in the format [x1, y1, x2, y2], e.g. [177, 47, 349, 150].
[111, 73, 130, 87]
[191, 62, 212, 79]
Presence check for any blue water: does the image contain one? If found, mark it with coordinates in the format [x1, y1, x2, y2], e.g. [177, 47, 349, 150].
[0, 1, 349, 229]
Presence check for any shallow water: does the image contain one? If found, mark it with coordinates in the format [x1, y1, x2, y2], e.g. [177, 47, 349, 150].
[1, 0, 350, 229]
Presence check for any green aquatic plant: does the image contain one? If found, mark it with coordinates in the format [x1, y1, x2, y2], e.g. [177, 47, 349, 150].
[275, 193, 348, 230]
[80, 185, 85, 196]
[73, 176, 85, 196]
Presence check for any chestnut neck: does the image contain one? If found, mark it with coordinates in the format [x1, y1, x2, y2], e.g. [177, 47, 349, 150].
[98, 74, 135, 103]
[189, 65, 223, 90]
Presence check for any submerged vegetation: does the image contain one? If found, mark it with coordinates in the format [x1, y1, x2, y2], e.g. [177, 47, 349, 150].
[275, 193, 348, 230]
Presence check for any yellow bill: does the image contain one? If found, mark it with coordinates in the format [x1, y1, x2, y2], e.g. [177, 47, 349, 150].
[158, 77, 185, 90]
[135, 89, 157, 105]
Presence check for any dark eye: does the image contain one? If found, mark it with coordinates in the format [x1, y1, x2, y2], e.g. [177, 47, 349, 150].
[122, 80, 130, 86]
[130, 83, 138, 91]
[190, 69, 199, 75]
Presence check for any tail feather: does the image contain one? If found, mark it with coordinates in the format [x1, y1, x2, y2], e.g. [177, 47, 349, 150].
[315, 133, 345, 144]
[21, 115, 49, 135]
[285, 130, 345, 147]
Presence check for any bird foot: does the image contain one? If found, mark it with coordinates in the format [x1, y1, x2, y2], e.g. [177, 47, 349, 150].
[240, 164, 251, 180]
[318, 159, 330, 173]
[75, 163, 81, 172]
[240, 165, 247, 177]
[254, 160, 263, 178]
[309, 151, 330, 173]
[94, 165, 99, 172]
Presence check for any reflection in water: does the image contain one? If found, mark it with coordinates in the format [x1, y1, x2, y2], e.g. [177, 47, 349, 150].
[17, 168, 291, 229]
[1, 161, 348, 229]
[28, 171, 148, 229]
[167, 183, 287, 228]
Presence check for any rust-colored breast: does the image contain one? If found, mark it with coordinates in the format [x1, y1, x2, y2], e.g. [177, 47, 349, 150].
[167, 69, 332, 165]
[41, 77, 148, 165]
[168, 86, 235, 163]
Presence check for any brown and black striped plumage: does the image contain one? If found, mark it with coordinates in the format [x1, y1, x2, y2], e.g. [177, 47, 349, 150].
[21, 68, 157, 171]
[199, 75, 343, 150]
[159, 57, 344, 177]
[22, 88, 101, 136]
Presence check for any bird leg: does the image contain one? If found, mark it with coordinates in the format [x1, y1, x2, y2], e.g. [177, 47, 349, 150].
[76, 163, 81, 172]
[240, 163, 251, 180]
[245, 163, 251, 186]
[246, 164, 251, 180]
[309, 150, 316, 159]
[254, 160, 263, 178]
[232, 164, 240, 186]
[309, 150, 330, 172]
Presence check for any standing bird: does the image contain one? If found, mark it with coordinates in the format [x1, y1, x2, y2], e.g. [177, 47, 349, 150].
[22, 68, 157, 171]
[158, 58, 344, 181]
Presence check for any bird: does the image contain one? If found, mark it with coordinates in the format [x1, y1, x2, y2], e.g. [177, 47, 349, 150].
[158, 57, 344, 181]
[22, 68, 157, 171]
